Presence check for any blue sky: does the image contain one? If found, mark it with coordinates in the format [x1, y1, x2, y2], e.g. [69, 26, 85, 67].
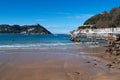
[0, 0, 119, 33]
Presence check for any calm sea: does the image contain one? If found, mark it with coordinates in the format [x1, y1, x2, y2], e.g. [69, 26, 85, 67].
[0, 34, 106, 50]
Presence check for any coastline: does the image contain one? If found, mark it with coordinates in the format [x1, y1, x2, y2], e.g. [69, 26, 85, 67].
[0, 44, 120, 80]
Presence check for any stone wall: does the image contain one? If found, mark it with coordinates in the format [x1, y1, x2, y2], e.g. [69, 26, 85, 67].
[79, 28, 120, 34]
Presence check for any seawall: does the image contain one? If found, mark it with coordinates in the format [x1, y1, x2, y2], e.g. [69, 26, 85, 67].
[69, 28, 120, 41]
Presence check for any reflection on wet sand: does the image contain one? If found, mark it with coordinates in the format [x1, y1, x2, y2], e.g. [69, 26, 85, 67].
[0, 44, 120, 80]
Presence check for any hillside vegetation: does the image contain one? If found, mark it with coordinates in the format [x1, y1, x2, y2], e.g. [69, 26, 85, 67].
[78, 7, 120, 29]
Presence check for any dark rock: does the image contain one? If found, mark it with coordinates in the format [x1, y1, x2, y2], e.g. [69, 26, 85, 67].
[112, 61, 116, 64]
[70, 37, 80, 42]
[117, 61, 120, 64]
[93, 59, 96, 61]
[75, 72, 80, 75]
[106, 64, 112, 68]
[86, 61, 91, 63]
[94, 63, 97, 66]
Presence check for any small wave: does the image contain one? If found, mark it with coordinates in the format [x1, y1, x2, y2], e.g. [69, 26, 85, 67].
[0, 42, 103, 50]
[0, 43, 76, 50]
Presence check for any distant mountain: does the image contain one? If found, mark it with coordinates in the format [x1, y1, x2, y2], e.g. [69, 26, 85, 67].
[0, 24, 51, 34]
[78, 7, 120, 29]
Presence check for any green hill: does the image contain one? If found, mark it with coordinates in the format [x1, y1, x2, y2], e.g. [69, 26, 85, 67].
[78, 7, 120, 29]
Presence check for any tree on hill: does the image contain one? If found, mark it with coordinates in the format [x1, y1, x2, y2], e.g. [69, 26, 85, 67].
[81, 7, 120, 29]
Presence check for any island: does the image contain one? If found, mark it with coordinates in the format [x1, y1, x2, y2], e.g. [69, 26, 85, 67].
[0, 24, 51, 34]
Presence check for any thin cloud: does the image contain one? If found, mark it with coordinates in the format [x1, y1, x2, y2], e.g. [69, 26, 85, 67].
[66, 14, 94, 19]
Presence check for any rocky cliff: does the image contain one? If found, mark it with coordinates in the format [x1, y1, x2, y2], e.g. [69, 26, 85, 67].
[69, 7, 120, 41]
[106, 40, 120, 56]
[0, 24, 51, 34]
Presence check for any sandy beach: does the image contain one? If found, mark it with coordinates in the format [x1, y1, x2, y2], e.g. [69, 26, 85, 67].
[0, 45, 120, 80]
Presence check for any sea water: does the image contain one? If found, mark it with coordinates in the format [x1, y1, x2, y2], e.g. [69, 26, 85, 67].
[0, 34, 106, 50]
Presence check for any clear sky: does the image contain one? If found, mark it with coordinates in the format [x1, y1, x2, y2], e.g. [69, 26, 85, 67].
[0, 0, 119, 33]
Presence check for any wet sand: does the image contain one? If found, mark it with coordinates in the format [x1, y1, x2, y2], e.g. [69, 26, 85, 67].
[0, 46, 120, 80]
